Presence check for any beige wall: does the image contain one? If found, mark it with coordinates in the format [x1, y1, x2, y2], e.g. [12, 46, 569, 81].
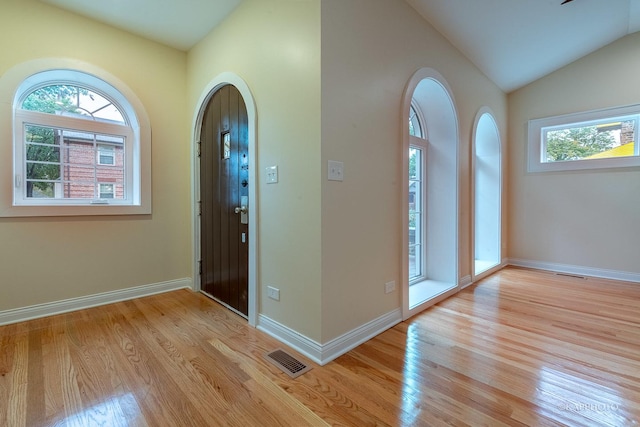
[2, 0, 511, 348]
[508, 33, 640, 275]
[0, 0, 191, 311]
[187, 0, 323, 341]
[320, 0, 507, 340]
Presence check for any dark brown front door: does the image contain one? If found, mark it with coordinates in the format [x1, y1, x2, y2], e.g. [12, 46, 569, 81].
[200, 84, 249, 316]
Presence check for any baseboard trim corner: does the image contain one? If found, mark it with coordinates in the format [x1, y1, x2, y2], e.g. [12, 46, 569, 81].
[257, 308, 402, 366]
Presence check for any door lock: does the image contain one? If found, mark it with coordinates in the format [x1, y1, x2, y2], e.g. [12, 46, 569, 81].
[234, 196, 249, 224]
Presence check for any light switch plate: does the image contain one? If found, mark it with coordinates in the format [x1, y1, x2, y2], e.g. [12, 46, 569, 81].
[266, 165, 278, 184]
[328, 160, 344, 181]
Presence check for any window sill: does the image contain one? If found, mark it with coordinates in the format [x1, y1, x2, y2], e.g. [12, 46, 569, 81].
[0, 203, 151, 218]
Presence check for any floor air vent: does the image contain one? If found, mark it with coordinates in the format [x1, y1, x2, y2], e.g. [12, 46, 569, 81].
[264, 349, 312, 378]
[555, 273, 586, 279]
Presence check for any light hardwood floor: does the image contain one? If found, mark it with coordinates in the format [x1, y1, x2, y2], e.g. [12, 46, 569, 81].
[1, 266, 639, 426]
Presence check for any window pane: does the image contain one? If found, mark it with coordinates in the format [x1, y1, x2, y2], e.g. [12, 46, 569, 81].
[26, 144, 60, 163]
[64, 182, 96, 199]
[25, 125, 58, 145]
[409, 211, 420, 245]
[27, 182, 56, 198]
[409, 147, 421, 180]
[409, 145, 424, 282]
[409, 244, 421, 279]
[409, 105, 423, 138]
[26, 163, 60, 181]
[543, 118, 637, 163]
[65, 143, 96, 167]
[24, 125, 125, 200]
[22, 85, 125, 124]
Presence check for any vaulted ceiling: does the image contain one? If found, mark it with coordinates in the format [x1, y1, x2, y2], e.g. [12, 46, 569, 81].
[40, 0, 640, 93]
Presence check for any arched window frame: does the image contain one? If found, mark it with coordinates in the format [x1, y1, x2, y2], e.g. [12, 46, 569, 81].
[409, 103, 425, 139]
[401, 68, 460, 321]
[0, 59, 151, 217]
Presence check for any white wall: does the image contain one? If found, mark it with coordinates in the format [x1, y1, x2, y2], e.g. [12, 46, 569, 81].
[508, 33, 640, 278]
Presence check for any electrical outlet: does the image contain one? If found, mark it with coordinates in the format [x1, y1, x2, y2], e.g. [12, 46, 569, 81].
[384, 281, 396, 294]
[266, 166, 278, 184]
[267, 285, 280, 301]
[328, 160, 344, 181]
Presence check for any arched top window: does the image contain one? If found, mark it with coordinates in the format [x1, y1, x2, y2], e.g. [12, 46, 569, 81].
[21, 84, 126, 125]
[409, 104, 424, 139]
[1, 64, 151, 216]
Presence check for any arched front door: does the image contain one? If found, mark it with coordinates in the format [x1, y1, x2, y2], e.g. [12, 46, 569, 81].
[199, 84, 249, 317]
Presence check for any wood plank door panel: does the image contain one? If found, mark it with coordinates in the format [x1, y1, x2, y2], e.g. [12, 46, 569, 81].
[200, 85, 248, 316]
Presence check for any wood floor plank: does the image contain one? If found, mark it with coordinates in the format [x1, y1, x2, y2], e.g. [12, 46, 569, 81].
[1, 266, 639, 426]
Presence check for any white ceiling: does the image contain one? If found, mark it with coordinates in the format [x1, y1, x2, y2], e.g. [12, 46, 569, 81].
[40, 0, 243, 51]
[40, 0, 640, 93]
[407, 0, 640, 92]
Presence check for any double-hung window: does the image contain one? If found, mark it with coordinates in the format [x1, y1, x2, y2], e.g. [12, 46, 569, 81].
[1, 65, 151, 216]
[528, 104, 640, 172]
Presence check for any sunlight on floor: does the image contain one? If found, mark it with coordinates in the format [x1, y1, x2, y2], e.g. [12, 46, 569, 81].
[59, 393, 142, 427]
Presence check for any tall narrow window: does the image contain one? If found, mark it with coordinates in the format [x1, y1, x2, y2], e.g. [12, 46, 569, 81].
[403, 70, 459, 319]
[409, 146, 424, 282]
[474, 110, 501, 277]
[409, 103, 427, 284]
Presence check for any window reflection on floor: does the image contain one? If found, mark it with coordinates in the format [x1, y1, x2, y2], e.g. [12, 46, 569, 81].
[59, 393, 142, 427]
[535, 367, 628, 426]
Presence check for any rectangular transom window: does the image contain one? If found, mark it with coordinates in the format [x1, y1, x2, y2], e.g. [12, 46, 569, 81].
[528, 104, 640, 172]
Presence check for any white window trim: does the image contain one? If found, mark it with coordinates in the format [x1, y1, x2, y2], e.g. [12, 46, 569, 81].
[528, 104, 640, 173]
[0, 58, 151, 217]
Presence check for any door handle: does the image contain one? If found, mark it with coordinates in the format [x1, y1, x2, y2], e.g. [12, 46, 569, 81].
[235, 196, 249, 224]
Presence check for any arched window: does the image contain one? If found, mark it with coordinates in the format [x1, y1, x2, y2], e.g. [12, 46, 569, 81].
[473, 109, 502, 277]
[1, 63, 151, 216]
[408, 101, 426, 283]
[402, 69, 459, 320]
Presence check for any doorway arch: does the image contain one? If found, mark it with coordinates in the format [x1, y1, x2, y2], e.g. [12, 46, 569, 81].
[192, 72, 258, 326]
[473, 108, 502, 279]
[402, 68, 459, 320]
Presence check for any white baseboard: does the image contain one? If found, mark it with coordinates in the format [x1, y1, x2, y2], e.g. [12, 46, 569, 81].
[257, 308, 403, 366]
[0, 278, 193, 326]
[460, 275, 473, 289]
[257, 315, 324, 364]
[507, 258, 640, 283]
